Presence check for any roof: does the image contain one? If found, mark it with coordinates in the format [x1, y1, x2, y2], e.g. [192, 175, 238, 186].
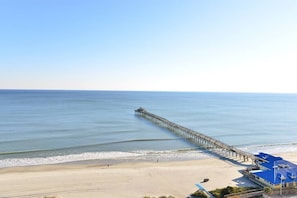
[252, 153, 297, 185]
[255, 152, 283, 169]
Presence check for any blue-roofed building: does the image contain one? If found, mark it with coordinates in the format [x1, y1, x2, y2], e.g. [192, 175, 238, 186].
[250, 152, 297, 189]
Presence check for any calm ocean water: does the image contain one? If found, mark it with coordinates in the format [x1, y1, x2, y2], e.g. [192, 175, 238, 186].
[0, 90, 296, 167]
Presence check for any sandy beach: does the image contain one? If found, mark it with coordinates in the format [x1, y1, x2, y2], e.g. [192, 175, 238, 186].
[0, 152, 296, 198]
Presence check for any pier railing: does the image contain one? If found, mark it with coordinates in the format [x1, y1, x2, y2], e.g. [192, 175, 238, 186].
[135, 107, 257, 162]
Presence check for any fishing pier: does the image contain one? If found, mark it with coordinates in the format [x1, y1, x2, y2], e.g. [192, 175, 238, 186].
[135, 107, 257, 163]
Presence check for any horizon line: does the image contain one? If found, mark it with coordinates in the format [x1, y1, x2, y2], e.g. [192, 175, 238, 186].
[0, 88, 296, 95]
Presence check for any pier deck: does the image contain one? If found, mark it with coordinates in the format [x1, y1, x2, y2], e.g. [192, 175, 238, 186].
[135, 107, 257, 163]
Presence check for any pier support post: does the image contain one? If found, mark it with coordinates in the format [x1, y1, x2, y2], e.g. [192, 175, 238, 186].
[135, 108, 255, 164]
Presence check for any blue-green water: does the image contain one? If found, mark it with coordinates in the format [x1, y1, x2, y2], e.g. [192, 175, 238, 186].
[0, 90, 296, 167]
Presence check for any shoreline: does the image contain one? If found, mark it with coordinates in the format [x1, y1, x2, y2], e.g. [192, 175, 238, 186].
[0, 151, 296, 198]
[2, 144, 297, 169]
[0, 149, 211, 169]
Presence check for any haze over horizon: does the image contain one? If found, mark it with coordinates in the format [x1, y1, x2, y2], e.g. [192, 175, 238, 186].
[1, 0, 296, 93]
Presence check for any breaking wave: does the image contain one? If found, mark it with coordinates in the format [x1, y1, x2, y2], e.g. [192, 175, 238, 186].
[0, 149, 210, 168]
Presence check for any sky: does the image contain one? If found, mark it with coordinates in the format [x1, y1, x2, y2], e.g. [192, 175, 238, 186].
[0, 0, 296, 93]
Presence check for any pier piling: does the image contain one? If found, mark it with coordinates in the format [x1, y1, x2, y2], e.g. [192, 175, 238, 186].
[135, 107, 257, 163]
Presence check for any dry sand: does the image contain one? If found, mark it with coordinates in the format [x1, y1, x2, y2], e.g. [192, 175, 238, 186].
[0, 152, 296, 198]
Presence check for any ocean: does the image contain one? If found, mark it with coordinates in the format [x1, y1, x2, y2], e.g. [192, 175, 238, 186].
[0, 90, 296, 168]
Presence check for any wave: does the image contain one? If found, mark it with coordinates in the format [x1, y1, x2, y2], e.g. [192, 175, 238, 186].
[0, 149, 210, 168]
[1, 138, 296, 168]
[214, 132, 271, 138]
[0, 138, 178, 157]
[0, 151, 140, 168]
[239, 142, 297, 154]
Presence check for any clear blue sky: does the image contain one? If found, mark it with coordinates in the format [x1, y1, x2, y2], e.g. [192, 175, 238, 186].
[0, 0, 296, 93]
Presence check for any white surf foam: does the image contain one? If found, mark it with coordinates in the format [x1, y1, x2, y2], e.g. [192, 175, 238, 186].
[0, 151, 141, 168]
[0, 149, 212, 168]
[240, 142, 297, 155]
